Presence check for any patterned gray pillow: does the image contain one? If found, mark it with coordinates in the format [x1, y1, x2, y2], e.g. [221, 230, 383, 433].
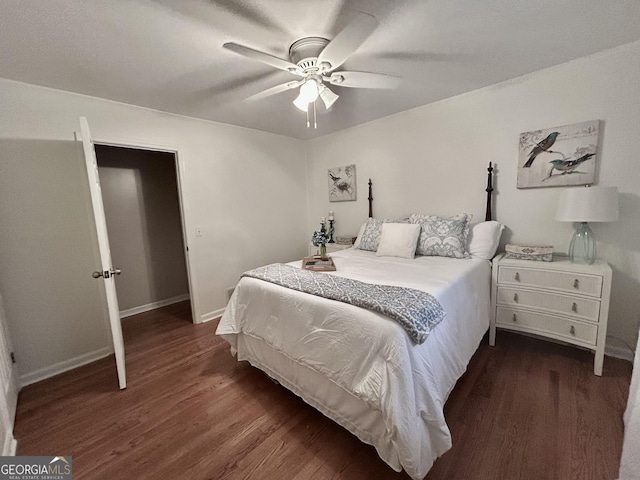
[356, 218, 409, 252]
[410, 213, 472, 258]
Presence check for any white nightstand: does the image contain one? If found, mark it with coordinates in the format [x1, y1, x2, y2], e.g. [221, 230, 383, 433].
[308, 243, 352, 256]
[490, 253, 612, 376]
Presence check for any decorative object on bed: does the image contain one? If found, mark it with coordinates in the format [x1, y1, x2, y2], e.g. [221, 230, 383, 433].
[504, 244, 554, 262]
[409, 213, 472, 259]
[376, 223, 421, 259]
[555, 185, 619, 264]
[466, 221, 504, 260]
[517, 120, 600, 189]
[302, 256, 336, 271]
[328, 164, 356, 202]
[312, 220, 330, 259]
[242, 262, 445, 344]
[356, 217, 409, 252]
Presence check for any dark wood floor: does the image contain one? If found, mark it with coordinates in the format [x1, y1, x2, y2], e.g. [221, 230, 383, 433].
[14, 301, 631, 479]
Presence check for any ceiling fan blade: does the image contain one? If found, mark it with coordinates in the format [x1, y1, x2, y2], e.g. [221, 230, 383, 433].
[223, 42, 302, 75]
[245, 80, 304, 101]
[329, 71, 401, 89]
[317, 12, 378, 72]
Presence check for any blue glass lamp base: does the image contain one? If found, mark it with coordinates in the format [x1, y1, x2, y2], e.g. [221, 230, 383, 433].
[568, 222, 596, 264]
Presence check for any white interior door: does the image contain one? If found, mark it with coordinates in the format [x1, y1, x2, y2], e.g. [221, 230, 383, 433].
[79, 117, 126, 389]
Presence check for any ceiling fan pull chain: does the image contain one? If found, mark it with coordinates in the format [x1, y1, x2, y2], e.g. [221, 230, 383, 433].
[306, 107, 310, 128]
[313, 101, 317, 129]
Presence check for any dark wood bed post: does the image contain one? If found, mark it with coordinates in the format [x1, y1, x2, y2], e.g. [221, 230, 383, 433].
[485, 162, 494, 221]
[368, 179, 373, 218]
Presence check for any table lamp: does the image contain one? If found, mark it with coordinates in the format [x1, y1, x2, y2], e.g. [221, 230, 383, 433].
[555, 185, 618, 264]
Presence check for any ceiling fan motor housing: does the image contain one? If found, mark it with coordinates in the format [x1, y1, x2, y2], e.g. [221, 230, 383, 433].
[289, 37, 330, 72]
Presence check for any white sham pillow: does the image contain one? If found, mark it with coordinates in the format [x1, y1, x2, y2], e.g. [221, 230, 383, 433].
[410, 213, 472, 259]
[467, 221, 505, 259]
[376, 223, 421, 259]
[352, 222, 368, 249]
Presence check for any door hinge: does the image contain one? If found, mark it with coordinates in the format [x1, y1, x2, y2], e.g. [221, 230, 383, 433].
[10, 352, 15, 364]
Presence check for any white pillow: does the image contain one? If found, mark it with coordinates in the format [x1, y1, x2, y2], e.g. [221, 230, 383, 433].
[376, 223, 421, 259]
[467, 221, 504, 259]
[352, 222, 367, 249]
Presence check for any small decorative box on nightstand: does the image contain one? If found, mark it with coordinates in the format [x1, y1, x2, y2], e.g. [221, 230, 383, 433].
[308, 243, 352, 257]
[490, 253, 612, 376]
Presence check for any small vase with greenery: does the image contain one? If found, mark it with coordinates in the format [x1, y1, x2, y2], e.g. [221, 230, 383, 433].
[311, 227, 330, 259]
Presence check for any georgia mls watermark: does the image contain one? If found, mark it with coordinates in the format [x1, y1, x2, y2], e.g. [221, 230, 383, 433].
[0, 456, 72, 480]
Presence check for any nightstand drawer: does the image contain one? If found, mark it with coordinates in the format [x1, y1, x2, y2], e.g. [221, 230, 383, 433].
[496, 307, 598, 345]
[496, 286, 601, 322]
[498, 266, 602, 298]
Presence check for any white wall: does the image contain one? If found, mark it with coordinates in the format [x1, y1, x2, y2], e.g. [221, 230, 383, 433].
[0, 78, 307, 382]
[0, 137, 112, 383]
[306, 41, 640, 356]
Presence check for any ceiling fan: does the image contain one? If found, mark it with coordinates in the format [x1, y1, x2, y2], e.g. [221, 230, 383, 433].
[223, 12, 401, 127]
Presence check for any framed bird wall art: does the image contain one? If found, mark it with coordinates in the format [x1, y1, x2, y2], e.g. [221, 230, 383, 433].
[517, 120, 600, 189]
[328, 164, 357, 202]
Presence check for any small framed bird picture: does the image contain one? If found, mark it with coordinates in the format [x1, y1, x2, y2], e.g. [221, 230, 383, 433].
[328, 164, 357, 202]
[517, 120, 600, 189]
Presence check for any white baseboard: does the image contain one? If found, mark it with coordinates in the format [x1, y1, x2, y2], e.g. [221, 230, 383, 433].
[2, 431, 16, 456]
[19, 347, 112, 387]
[606, 343, 635, 363]
[120, 294, 190, 318]
[199, 308, 225, 324]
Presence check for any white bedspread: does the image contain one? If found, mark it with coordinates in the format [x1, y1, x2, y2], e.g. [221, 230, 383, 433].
[217, 248, 491, 479]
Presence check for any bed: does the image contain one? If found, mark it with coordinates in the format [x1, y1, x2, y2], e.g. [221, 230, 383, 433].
[216, 164, 500, 479]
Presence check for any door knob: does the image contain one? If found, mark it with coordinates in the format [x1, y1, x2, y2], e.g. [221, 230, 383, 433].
[92, 269, 122, 279]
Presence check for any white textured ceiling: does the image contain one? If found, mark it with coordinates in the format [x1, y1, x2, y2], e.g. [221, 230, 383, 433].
[1, 0, 639, 140]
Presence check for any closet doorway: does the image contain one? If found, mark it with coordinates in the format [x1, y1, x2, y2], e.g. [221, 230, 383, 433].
[94, 144, 192, 324]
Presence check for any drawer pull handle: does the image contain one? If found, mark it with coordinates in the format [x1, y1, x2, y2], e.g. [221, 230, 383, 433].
[514, 272, 520, 281]
[513, 293, 519, 302]
[572, 302, 577, 312]
[512, 313, 517, 322]
[570, 326, 576, 336]
[573, 278, 579, 289]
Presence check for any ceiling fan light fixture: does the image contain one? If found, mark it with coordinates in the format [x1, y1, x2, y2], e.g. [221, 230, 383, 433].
[300, 79, 319, 102]
[293, 79, 319, 111]
[293, 92, 309, 112]
[318, 84, 339, 109]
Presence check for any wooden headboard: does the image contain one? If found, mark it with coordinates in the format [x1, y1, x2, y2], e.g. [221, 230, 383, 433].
[367, 162, 495, 220]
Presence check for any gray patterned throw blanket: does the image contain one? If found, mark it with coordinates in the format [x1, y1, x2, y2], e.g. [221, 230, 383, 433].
[242, 263, 445, 344]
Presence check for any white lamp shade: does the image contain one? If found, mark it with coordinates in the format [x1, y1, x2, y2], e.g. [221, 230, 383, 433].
[293, 92, 309, 111]
[293, 79, 320, 112]
[318, 84, 339, 109]
[300, 79, 319, 102]
[556, 186, 619, 222]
